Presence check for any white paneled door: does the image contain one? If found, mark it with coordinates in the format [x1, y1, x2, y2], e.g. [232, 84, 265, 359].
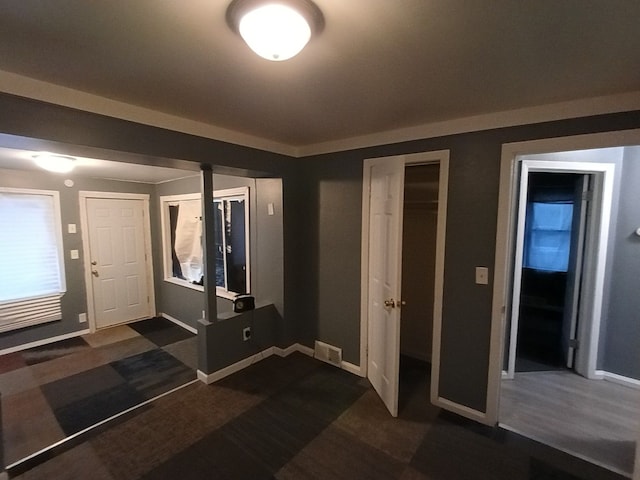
[86, 197, 152, 329]
[366, 156, 405, 417]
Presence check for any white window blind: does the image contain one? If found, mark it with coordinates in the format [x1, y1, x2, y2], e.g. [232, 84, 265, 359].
[0, 188, 66, 332]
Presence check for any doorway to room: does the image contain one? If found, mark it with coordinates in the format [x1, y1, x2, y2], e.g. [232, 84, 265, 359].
[512, 172, 590, 374]
[361, 150, 449, 418]
[398, 164, 439, 410]
[503, 158, 614, 380]
[494, 142, 640, 477]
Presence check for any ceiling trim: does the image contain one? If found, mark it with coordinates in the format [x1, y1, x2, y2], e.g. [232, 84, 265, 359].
[0, 70, 298, 158]
[296, 91, 640, 157]
[1, 70, 639, 159]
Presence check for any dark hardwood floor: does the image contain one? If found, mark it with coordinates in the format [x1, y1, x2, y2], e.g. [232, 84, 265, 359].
[8, 353, 630, 479]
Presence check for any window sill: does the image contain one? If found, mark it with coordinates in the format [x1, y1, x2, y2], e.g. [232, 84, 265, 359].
[164, 277, 204, 292]
[215, 288, 244, 301]
[163, 278, 248, 302]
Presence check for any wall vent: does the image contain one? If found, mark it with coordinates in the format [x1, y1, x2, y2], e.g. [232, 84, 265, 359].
[314, 340, 342, 367]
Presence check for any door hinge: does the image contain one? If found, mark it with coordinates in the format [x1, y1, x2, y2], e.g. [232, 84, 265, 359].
[582, 190, 593, 202]
[569, 339, 579, 349]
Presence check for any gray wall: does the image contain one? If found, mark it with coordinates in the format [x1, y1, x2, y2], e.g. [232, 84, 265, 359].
[152, 175, 204, 328]
[152, 174, 284, 332]
[1, 91, 639, 413]
[604, 147, 640, 379]
[296, 113, 640, 413]
[0, 167, 154, 350]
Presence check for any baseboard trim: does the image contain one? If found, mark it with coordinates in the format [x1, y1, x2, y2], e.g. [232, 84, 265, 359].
[434, 396, 491, 425]
[159, 312, 198, 334]
[0, 329, 91, 356]
[197, 343, 361, 384]
[294, 343, 315, 357]
[341, 360, 364, 377]
[595, 370, 640, 390]
[274, 344, 303, 357]
[198, 348, 276, 384]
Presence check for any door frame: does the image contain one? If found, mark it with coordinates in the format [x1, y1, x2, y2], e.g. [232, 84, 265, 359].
[504, 160, 614, 379]
[79, 191, 156, 332]
[360, 149, 449, 405]
[488, 128, 640, 425]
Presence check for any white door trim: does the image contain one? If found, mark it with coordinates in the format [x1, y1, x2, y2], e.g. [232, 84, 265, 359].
[79, 191, 156, 332]
[504, 160, 614, 379]
[488, 128, 640, 426]
[359, 149, 449, 396]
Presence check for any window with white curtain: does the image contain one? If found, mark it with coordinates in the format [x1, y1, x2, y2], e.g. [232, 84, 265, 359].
[0, 188, 66, 332]
[159, 188, 250, 298]
[524, 202, 574, 272]
[160, 193, 204, 290]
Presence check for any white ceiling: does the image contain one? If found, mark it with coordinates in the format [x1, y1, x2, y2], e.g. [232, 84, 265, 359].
[0, 147, 196, 183]
[0, 1, 639, 155]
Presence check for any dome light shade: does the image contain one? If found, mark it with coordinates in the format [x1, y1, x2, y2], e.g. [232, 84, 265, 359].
[227, 0, 323, 62]
[240, 5, 310, 61]
[33, 153, 76, 173]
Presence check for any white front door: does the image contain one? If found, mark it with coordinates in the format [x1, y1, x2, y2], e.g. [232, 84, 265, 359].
[86, 197, 152, 329]
[365, 156, 405, 417]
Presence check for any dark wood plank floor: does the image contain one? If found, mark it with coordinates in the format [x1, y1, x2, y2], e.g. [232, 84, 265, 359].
[9, 354, 630, 480]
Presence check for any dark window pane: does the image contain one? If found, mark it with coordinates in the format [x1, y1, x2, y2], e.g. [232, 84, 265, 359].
[225, 199, 247, 294]
[214, 201, 225, 288]
[168, 205, 184, 279]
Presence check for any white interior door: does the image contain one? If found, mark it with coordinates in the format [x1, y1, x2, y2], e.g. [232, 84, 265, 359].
[563, 174, 589, 369]
[86, 197, 152, 329]
[366, 156, 405, 417]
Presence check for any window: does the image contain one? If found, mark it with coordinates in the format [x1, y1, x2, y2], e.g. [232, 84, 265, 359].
[214, 188, 249, 296]
[524, 202, 573, 272]
[160, 187, 250, 298]
[0, 188, 66, 332]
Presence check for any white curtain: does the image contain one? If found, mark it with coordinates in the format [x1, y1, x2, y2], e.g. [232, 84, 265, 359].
[174, 199, 203, 283]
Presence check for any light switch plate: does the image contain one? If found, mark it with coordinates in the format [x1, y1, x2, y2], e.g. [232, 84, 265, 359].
[475, 266, 489, 285]
[68, 223, 77, 234]
[70, 249, 79, 260]
[267, 203, 275, 216]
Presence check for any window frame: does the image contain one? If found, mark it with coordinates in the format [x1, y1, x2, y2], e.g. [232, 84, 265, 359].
[159, 187, 251, 299]
[159, 192, 204, 292]
[213, 186, 251, 300]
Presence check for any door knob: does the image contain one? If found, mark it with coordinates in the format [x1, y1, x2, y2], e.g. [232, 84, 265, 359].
[384, 298, 396, 308]
[91, 270, 99, 277]
[91, 260, 97, 265]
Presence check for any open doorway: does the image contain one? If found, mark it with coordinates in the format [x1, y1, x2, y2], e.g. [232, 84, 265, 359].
[496, 145, 640, 477]
[513, 172, 590, 374]
[361, 150, 448, 418]
[398, 164, 439, 411]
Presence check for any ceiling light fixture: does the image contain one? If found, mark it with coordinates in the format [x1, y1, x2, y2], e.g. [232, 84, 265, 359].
[32, 153, 76, 173]
[227, 0, 324, 61]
